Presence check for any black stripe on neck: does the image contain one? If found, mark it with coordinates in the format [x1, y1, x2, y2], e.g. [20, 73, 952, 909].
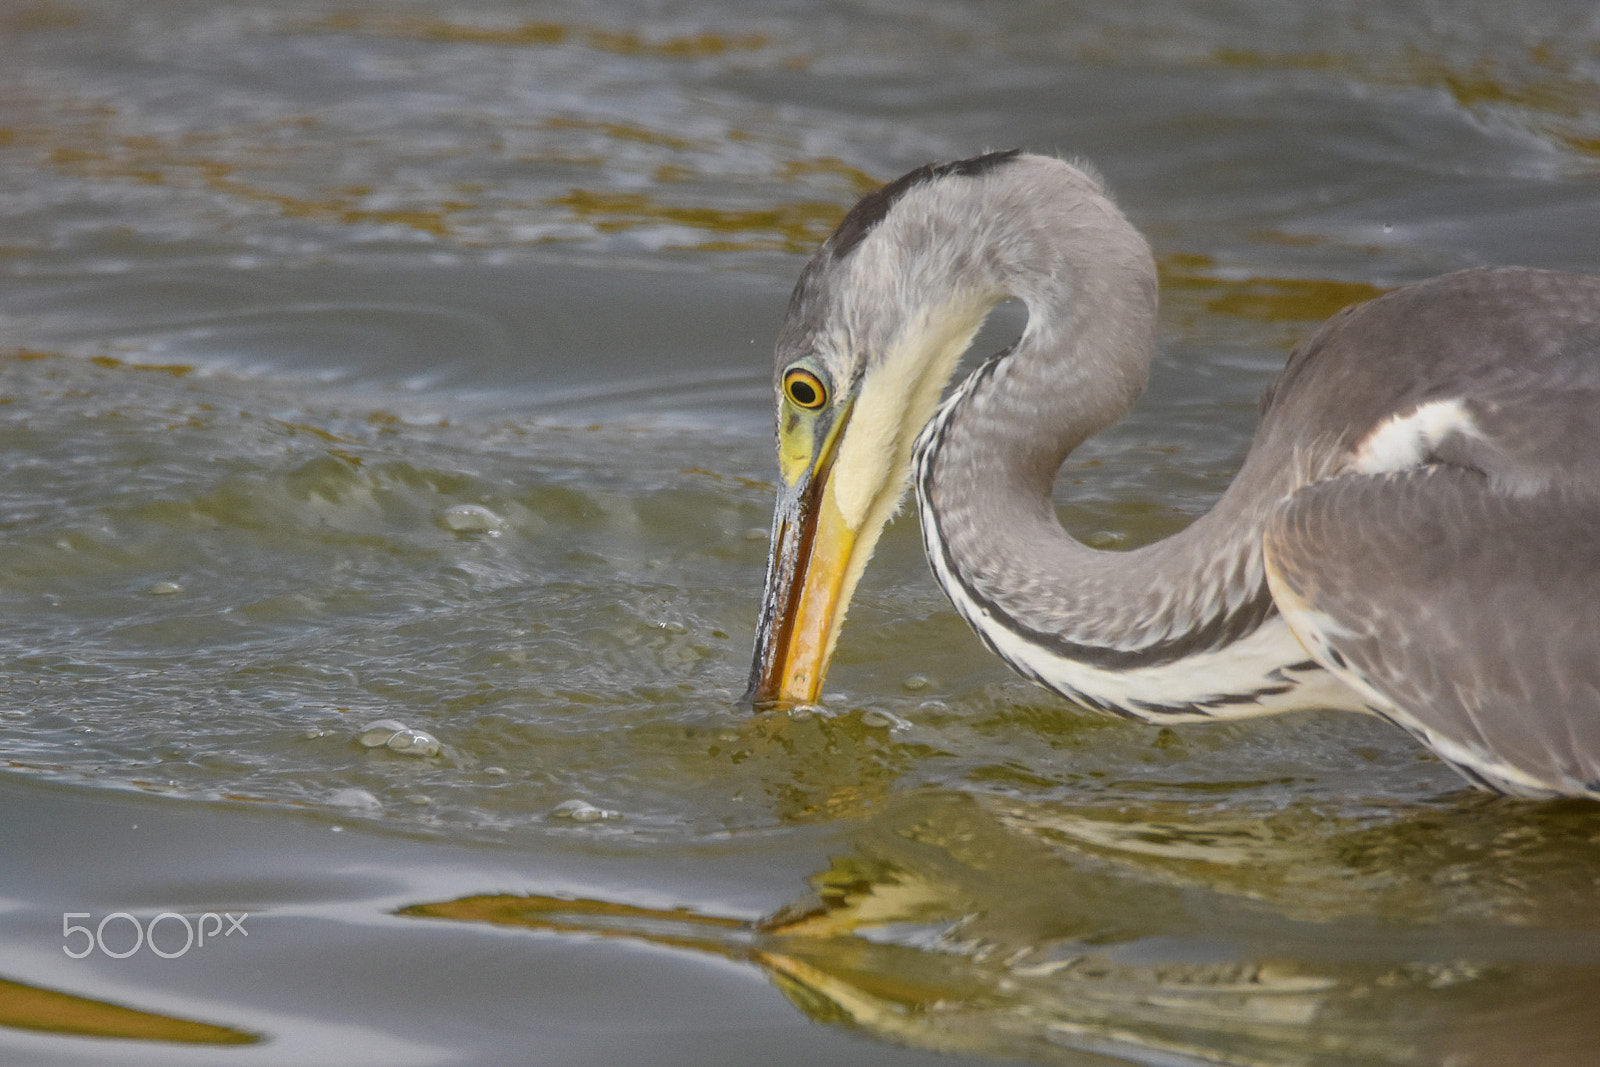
[827, 150, 1024, 262]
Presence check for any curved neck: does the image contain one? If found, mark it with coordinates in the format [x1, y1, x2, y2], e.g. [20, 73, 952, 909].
[913, 197, 1286, 665]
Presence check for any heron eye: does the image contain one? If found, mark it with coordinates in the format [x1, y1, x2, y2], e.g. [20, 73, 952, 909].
[783, 368, 828, 410]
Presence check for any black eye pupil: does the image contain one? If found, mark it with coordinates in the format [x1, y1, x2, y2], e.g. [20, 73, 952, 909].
[785, 370, 826, 409]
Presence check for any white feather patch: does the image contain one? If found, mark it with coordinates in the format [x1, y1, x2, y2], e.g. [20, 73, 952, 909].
[1350, 398, 1479, 474]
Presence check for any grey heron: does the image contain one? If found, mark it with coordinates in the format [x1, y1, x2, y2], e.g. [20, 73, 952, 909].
[747, 149, 1600, 800]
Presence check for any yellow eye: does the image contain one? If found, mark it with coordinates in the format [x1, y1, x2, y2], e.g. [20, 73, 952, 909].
[783, 367, 828, 410]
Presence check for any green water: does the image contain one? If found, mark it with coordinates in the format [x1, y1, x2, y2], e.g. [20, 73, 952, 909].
[1, 2, 1599, 1064]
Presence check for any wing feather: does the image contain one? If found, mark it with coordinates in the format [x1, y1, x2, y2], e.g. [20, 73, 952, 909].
[1264, 467, 1600, 798]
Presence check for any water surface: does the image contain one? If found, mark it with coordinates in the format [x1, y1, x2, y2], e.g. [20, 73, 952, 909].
[2, 2, 1599, 1064]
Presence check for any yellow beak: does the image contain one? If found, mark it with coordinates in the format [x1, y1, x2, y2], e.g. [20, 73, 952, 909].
[745, 411, 859, 708]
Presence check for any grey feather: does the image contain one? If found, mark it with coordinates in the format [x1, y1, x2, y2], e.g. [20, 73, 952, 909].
[1265, 468, 1600, 798]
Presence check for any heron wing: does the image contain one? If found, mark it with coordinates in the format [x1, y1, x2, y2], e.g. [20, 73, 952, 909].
[1263, 466, 1600, 798]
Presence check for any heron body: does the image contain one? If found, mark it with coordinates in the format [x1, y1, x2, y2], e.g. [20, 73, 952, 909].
[747, 149, 1600, 800]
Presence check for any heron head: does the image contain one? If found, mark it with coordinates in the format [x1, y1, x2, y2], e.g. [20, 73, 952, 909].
[744, 151, 1027, 707]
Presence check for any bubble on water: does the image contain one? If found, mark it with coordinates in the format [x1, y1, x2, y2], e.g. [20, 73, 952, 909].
[147, 580, 183, 596]
[357, 718, 442, 757]
[441, 503, 506, 536]
[385, 729, 441, 757]
[357, 719, 408, 746]
[901, 673, 932, 692]
[550, 798, 620, 823]
[328, 787, 382, 811]
[860, 708, 909, 730]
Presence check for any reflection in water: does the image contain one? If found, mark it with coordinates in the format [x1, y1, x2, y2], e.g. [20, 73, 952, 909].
[0, 975, 257, 1045]
[401, 789, 1600, 1067]
[4, 2, 1600, 1062]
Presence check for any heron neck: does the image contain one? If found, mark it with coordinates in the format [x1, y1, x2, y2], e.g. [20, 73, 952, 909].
[916, 252, 1285, 663]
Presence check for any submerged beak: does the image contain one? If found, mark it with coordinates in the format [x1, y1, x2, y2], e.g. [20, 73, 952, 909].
[746, 409, 858, 708]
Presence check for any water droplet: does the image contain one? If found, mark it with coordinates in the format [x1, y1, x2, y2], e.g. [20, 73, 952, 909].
[442, 503, 506, 535]
[901, 673, 932, 692]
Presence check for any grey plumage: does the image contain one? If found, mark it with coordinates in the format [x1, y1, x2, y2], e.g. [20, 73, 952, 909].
[1259, 269, 1600, 797]
[1266, 466, 1600, 797]
[750, 150, 1600, 800]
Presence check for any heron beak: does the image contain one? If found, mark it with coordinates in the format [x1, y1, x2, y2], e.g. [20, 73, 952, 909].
[746, 411, 857, 708]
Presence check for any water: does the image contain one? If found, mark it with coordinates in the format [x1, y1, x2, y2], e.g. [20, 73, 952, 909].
[2, 1, 1599, 1064]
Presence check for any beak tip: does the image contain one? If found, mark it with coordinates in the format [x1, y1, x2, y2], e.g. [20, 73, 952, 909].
[740, 673, 786, 712]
